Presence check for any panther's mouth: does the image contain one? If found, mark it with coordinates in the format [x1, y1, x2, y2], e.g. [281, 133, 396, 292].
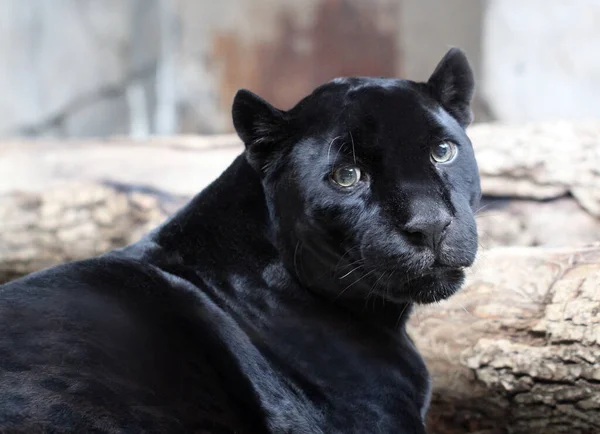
[366, 264, 466, 305]
[431, 261, 466, 272]
[410, 267, 466, 304]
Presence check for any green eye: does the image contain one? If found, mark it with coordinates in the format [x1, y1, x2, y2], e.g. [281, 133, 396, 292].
[431, 141, 457, 163]
[331, 166, 361, 187]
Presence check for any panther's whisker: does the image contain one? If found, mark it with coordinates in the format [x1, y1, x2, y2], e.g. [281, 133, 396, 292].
[293, 241, 301, 278]
[332, 140, 347, 167]
[386, 270, 397, 304]
[336, 258, 363, 274]
[334, 245, 362, 272]
[395, 301, 410, 329]
[385, 270, 396, 288]
[326, 136, 342, 166]
[349, 131, 357, 164]
[459, 304, 473, 316]
[364, 278, 377, 310]
[476, 229, 493, 250]
[474, 203, 493, 215]
[366, 271, 388, 309]
[339, 264, 364, 279]
[374, 271, 388, 293]
[336, 269, 376, 300]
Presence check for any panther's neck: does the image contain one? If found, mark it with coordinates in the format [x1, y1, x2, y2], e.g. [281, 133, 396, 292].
[150, 155, 277, 270]
[135, 154, 413, 330]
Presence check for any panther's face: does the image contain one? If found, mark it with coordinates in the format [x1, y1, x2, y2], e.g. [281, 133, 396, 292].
[233, 49, 480, 305]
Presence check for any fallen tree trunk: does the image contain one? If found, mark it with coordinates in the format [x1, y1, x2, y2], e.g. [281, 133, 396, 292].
[0, 183, 184, 283]
[0, 135, 241, 283]
[472, 122, 600, 249]
[411, 245, 600, 434]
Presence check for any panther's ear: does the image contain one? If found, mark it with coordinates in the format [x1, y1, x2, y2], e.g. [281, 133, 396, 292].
[427, 48, 475, 128]
[232, 89, 286, 171]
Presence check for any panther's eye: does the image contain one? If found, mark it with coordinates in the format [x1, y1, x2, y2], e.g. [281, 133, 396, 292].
[331, 166, 361, 187]
[431, 141, 457, 163]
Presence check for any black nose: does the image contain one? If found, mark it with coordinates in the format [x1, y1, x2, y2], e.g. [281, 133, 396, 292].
[403, 213, 452, 250]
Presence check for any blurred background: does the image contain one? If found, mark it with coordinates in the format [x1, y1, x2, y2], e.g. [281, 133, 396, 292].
[1, 0, 599, 139]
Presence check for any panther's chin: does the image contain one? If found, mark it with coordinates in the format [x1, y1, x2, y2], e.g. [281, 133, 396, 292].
[409, 267, 466, 304]
[378, 267, 466, 305]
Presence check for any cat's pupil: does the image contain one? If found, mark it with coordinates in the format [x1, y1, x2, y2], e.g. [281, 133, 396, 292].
[434, 144, 449, 158]
[431, 142, 456, 163]
[333, 167, 360, 187]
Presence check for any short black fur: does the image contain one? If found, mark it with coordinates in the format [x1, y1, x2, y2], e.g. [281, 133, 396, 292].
[0, 49, 480, 433]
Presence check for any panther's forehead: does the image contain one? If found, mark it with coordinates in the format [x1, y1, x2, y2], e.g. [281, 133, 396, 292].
[312, 76, 426, 108]
[294, 82, 463, 162]
[297, 77, 449, 142]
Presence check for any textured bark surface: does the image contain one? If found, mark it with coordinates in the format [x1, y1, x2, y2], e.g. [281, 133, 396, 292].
[473, 123, 600, 213]
[412, 246, 600, 434]
[0, 135, 241, 283]
[0, 183, 184, 283]
[0, 134, 242, 197]
[471, 122, 600, 248]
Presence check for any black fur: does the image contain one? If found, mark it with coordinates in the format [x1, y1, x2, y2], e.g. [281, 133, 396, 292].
[0, 49, 480, 433]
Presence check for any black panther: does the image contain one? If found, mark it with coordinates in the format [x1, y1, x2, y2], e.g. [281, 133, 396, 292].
[0, 48, 480, 433]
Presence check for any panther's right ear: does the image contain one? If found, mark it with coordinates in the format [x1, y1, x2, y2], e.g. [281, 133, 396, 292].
[427, 48, 475, 128]
[232, 89, 287, 171]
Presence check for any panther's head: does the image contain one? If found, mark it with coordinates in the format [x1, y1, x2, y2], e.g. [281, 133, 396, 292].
[232, 48, 480, 306]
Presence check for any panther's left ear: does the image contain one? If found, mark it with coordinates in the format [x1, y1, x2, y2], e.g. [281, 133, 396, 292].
[427, 48, 475, 128]
[232, 89, 287, 172]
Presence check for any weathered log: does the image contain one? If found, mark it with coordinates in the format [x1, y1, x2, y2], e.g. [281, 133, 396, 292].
[472, 122, 600, 249]
[473, 122, 599, 215]
[0, 134, 242, 197]
[411, 245, 600, 434]
[0, 135, 241, 283]
[0, 183, 185, 283]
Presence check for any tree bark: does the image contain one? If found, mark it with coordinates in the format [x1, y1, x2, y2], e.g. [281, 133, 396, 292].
[0, 183, 184, 283]
[0, 135, 241, 283]
[411, 246, 600, 434]
[471, 122, 600, 249]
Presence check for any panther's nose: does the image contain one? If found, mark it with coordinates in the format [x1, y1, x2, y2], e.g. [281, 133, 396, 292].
[403, 212, 452, 251]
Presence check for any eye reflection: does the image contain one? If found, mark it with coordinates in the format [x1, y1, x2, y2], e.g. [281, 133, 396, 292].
[331, 167, 361, 187]
[431, 142, 457, 163]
